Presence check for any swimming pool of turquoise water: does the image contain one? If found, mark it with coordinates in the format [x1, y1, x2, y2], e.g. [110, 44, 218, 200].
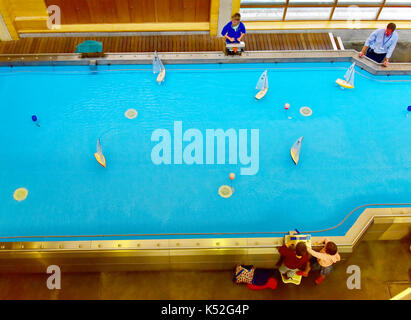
[0, 62, 410, 241]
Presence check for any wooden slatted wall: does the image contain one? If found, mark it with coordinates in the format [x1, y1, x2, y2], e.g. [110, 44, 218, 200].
[0, 33, 334, 54]
[45, 0, 211, 24]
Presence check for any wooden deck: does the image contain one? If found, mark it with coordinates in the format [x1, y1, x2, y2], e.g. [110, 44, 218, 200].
[0, 33, 335, 55]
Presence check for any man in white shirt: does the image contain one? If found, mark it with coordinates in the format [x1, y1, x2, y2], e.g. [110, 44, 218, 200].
[359, 23, 399, 67]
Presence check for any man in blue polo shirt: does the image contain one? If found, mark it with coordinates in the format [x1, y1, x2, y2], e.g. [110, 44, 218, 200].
[359, 23, 399, 67]
[221, 13, 246, 44]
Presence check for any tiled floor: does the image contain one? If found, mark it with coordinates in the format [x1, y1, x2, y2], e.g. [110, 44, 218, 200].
[0, 238, 409, 300]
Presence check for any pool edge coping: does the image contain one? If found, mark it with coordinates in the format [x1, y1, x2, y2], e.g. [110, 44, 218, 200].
[0, 49, 411, 75]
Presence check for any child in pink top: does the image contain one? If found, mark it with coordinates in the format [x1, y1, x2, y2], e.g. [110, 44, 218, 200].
[307, 238, 340, 285]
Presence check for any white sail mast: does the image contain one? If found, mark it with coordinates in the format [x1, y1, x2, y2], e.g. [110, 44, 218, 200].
[96, 138, 102, 155]
[153, 51, 166, 83]
[153, 51, 164, 74]
[344, 63, 355, 87]
[256, 70, 268, 90]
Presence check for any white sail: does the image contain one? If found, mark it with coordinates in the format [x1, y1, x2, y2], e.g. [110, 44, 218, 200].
[96, 138, 103, 156]
[290, 136, 303, 165]
[152, 51, 164, 74]
[256, 70, 268, 90]
[343, 63, 355, 87]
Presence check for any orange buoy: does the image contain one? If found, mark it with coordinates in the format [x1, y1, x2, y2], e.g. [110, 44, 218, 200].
[284, 103, 290, 110]
[229, 173, 235, 181]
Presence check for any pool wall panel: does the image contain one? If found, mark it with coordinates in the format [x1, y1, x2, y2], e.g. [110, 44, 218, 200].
[1, 50, 411, 74]
[0, 213, 409, 273]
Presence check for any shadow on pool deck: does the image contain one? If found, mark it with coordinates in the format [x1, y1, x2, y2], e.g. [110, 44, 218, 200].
[0, 238, 409, 300]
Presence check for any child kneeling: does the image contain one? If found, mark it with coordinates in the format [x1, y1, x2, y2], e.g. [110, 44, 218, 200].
[278, 241, 310, 279]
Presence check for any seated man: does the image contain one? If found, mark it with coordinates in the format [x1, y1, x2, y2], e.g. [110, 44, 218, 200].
[221, 13, 246, 44]
[359, 23, 398, 67]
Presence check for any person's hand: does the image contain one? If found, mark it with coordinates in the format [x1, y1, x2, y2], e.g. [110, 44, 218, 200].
[359, 52, 364, 58]
[383, 60, 389, 67]
[229, 37, 235, 42]
[314, 237, 328, 246]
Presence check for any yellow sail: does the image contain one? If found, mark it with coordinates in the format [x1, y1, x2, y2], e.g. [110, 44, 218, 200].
[94, 139, 106, 168]
[94, 152, 106, 168]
